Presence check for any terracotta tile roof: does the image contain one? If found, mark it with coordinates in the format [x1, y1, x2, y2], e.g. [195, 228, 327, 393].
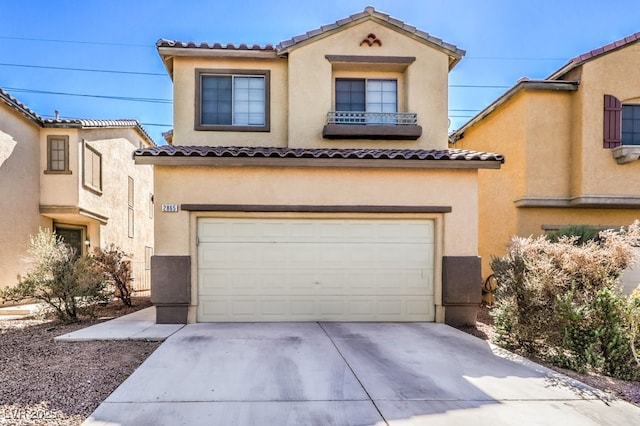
[548, 31, 640, 79]
[134, 145, 503, 162]
[42, 118, 156, 146]
[156, 39, 276, 51]
[156, 7, 464, 68]
[0, 87, 155, 145]
[276, 6, 465, 62]
[0, 87, 42, 124]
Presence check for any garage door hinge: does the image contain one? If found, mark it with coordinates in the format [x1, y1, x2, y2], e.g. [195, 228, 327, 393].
[196, 236, 200, 246]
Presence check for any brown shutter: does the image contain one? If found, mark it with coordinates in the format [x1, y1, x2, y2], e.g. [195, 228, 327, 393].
[604, 94, 622, 148]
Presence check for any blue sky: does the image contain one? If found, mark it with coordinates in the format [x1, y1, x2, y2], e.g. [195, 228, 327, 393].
[2, 0, 639, 143]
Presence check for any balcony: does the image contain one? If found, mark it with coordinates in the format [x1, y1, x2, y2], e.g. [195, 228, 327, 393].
[323, 111, 422, 140]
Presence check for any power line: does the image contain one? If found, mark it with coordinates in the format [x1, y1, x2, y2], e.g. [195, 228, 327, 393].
[132, 121, 174, 127]
[466, 56, 566, 61]
[1, 35, 572, 62]
[0, 62, 165, 76]
[450, 84, 510, 88]
[0, 35, 151, 48]
[4, 87, 172, 104]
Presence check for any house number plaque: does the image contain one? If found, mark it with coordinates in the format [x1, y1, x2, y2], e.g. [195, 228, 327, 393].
[161, 204, 179, 213]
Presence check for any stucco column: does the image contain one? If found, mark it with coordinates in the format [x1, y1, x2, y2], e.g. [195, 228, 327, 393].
[150, 255, 191, 324]
[442, 256, 481, 325]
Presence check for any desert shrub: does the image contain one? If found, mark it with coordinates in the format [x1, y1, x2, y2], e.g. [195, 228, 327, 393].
[0, 228, 109, 322]
[491, 221, 640, 380]
[93, 244, 133, 307]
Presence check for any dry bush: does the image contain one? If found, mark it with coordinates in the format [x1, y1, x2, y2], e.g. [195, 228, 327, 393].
[491, 221, 640, 379]
[93, 244, 133, 307]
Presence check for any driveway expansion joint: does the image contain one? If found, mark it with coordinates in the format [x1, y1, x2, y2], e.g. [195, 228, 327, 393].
[317, 321, 389, 426]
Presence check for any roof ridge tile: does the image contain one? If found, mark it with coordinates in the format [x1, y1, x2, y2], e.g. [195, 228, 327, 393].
[550, 31, 640, 79]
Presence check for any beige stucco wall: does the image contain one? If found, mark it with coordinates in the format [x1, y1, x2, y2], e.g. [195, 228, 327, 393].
[153, 165, 477, 255]
[569, 44, 640, 197]
[456, 42, 640, 278]
[518, 208, 640, 237]
[172, 56, 288, 147]
[0, 119, 154, 292]
[170, 20, 451, 151]
[78, 128, 154, 268]
[39, 128, 80, 207]
[524, 92, 573, 198]
[152, 164, 479, 322]
[287, 20, 450, 150]
[0, 107, 42, 289]
[455, 93, 527, 276]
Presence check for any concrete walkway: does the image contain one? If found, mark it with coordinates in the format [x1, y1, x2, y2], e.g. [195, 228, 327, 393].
[0, 302, 42, 320]
[83, 322, 640, 426]
[55, 307, 183, 341]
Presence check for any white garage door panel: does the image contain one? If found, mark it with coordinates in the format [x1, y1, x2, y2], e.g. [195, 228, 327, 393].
[199, 269, 432, 296]
[200, 242, 433, 269]
[198, 295, 435, 322]
[197, 218, 435, 322]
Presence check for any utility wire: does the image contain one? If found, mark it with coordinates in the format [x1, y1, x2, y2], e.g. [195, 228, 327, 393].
[0, 62, 165, 76]
[0, 36, 572, 62]
[0, 35, 151, 48]
[466, 56, 566, 61]
[450, 84, 510, 88]
[5, 87, 172, 104]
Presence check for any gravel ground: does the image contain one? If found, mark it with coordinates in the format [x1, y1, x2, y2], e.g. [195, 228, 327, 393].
[456, 305, 640, 407]
[0, 298, 160, 426]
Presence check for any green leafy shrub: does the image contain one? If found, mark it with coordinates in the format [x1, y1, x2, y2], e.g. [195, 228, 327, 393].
[93, 244, 133, 307]
[0, 228, 109, 322]
[547, 224, 600, 245]
[491, 221, 640, 380]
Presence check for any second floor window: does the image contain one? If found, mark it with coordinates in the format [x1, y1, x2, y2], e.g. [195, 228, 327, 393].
[196, 69, 270, 132]
[622, 104, 640, 145]
[335, 78, 397, 124]
[46, 135, 70, 173]
[336, 78, 397, 113]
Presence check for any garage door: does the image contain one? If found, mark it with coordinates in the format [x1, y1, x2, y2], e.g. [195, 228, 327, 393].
[197, 218, 435, 322]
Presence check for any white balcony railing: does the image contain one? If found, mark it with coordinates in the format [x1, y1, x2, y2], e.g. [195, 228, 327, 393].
[327, 111, 418, 125]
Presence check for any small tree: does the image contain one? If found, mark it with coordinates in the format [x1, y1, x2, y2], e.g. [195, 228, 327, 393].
[0, 228, 108, 322]
[93, 244, 134, 307]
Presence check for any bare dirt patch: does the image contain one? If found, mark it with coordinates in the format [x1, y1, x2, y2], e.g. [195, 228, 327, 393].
[456, 305, 640, 407]
[0, 297, 160, 425]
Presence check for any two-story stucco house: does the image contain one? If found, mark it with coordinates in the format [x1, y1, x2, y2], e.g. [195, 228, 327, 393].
[136, 7, 503, 325]
[451, 32, 640, 282]
[0, 88, 155, 296]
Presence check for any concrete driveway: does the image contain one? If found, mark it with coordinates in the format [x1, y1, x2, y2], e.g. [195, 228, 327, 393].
[84, 323, 640, 425]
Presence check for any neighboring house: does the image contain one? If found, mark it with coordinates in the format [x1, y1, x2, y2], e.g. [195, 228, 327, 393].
[451, 32, 640, 282]
[136, 7, 503, 325]
[0, 88, 155, 297]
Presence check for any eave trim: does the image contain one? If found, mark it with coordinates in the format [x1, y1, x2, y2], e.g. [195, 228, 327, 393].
[135, 156, 502, 169]
[514, 195, 640, 209]
[181, 204, 452, 213]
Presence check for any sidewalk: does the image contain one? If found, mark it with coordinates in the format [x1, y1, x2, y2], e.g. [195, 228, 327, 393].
[55, 307, 184, 342]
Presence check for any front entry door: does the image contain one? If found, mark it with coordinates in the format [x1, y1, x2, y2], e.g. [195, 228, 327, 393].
[55, 227, 84, 257]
